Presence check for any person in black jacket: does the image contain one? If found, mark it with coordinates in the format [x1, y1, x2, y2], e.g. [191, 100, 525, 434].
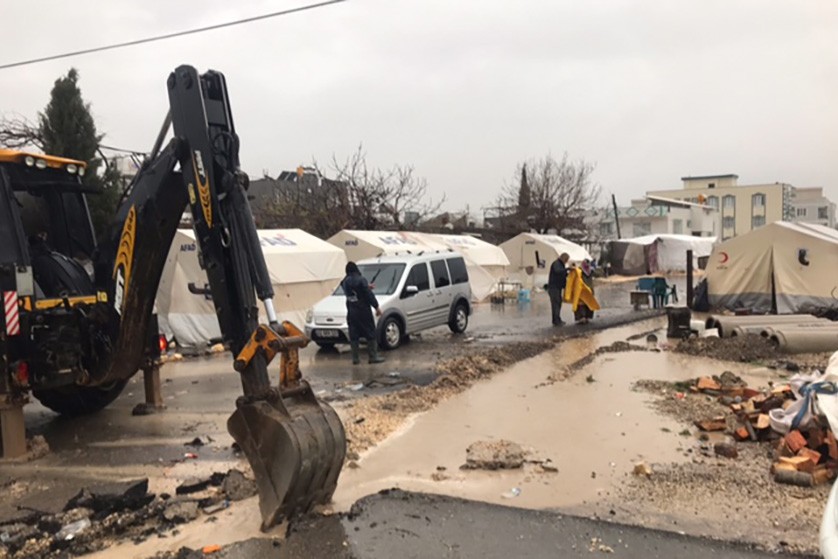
[341, 262, 385, 365]
[546, 252, 570, 326]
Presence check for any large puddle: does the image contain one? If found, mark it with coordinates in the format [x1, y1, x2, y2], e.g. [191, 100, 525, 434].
[333, 318, 773, 512]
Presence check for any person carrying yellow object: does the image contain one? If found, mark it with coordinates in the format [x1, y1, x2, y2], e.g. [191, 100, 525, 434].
[564, 260, 600, 324]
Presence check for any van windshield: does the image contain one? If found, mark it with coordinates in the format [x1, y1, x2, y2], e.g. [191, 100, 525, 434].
[335, 263, 406, 296]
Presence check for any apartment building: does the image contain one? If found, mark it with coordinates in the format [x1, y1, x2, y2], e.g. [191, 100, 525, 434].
[791, 187, 836, 228]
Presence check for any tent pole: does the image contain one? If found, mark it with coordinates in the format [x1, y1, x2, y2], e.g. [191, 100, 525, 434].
[686, 249, 694, 309]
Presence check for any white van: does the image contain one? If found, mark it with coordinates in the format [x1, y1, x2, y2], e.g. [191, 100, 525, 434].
[304, 251, 472, 350]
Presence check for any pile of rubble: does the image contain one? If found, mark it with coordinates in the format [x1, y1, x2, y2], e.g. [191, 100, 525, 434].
[689, 372, 837, 487]
[0, 471, 256, 559]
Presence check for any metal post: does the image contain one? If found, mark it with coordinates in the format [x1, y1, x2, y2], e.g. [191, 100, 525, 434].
[142, 363, 165, 409]
[611, 194, 622, 240]
[0, 399, 26, 459]
[686, 249, 694, 309]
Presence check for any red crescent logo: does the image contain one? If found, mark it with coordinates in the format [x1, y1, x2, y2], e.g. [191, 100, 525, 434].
[719, 252, 729, 264]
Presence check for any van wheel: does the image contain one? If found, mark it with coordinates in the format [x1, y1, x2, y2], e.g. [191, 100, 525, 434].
[380, 317, 403, 350]
[33, 380, 127, 417]
[449, 302, 469, 334]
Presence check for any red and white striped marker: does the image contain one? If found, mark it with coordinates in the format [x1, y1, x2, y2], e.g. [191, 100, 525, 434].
[4, 291, 20, 336]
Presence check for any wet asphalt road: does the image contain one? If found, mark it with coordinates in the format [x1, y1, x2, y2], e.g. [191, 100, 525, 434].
[206, 490, 806, 559]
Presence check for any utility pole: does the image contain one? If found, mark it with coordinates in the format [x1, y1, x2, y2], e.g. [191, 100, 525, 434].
[611, 194, 622, 239]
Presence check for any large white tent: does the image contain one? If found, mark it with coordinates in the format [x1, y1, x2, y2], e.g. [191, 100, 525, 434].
[157, 229, 346, 348]
[327, 230, 509, 300]
[499, 233, 591, 287]
[706, 222, 838, 314]
[609, 234, 716, 275]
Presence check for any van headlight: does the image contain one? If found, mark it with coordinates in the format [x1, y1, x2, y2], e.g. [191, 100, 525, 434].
[305, 308, 314, 324]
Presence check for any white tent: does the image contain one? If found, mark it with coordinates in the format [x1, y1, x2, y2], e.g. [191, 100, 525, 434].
[157, 229, 346, 348]
[327, 230, 508, 300]
[499, 233, 591, 287]
[706, 222, 838, 314]
[609, 234, 716, 275]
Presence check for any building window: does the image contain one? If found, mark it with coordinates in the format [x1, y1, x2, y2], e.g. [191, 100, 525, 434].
[752, 193, 766, 209]
[797, 207, 807, 217]
[723, 195, 735, 209]
[673, 219, 683, 235]
[708, 183, 716, 189]
[819, 206, 829, 220]
[706, 196, 719, 209]
[751, 215, 766, 229]
[633, 222, 652, 236]
[723, 216, 735, 231]
[599, 222, 613, 236]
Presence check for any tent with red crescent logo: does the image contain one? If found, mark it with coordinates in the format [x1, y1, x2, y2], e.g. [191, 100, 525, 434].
[706, 221, 838, 313]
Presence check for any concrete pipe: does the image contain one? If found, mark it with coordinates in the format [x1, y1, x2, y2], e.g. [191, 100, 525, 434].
[770, 329, 838, 354]
[730, 322, 838, 338]
[707, 315, 828, 338]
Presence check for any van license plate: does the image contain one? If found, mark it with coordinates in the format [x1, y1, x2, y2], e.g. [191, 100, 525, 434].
[318, 329, 339, 338]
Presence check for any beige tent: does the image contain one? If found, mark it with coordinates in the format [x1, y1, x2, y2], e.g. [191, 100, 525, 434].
[706, 222, 838, 314]
[157, 229, 346, 347]
[327, 230, 508, 300]
[499, 233, 591, 287]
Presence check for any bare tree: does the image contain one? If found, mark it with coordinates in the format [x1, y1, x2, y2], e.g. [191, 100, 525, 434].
[260, 145, 444, 237]
[495, 152, 600, 234]
[0, 114, 43, 150]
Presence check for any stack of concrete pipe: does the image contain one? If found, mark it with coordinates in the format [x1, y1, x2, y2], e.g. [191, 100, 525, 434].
[706, 314, 838, 353]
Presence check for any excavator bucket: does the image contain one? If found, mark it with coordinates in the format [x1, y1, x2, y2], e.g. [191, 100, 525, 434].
[227, 384, 346, 530]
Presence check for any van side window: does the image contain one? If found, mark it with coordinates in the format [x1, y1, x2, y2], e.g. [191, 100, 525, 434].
[446, 257, 468, 285]
[405, 263, 430, 292]
[430, 259, 450, 288]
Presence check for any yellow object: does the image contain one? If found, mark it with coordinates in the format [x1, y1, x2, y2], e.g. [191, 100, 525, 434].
[563, 267, 601, 312]
[0, 148, 87, 170]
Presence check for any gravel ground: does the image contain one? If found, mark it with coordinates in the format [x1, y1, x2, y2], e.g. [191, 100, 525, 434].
[621, 378, 829, 555]
[674, 335, 833, 371]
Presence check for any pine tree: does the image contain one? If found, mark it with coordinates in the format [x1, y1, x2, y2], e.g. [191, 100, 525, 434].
[39, 68, 121, 239]
[518, 163, 531, 210]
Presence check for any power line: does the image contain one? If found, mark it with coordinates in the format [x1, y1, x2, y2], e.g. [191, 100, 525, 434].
[0, 0, 347, 71]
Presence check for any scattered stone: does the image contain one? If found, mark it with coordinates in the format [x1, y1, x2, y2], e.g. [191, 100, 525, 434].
[462, 440, 525, 470]
[184, 436, 213, 447]
[714, 442, 739, 459]
[65, 478, 152, 515]
[633, 462, 653, 477]
[431, 472, 449, 482]
[202, 501, 230, 515]
[221, 470, 257, 502]
[132, 403, 158, 416]
[163, 500, 199, 524]
[347, 461, 360, 469]
[176, 478, 211, 496]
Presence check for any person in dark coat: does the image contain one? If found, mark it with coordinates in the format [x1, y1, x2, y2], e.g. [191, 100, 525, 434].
[546, 252, 570, 326]
[341, 261, 385, 365]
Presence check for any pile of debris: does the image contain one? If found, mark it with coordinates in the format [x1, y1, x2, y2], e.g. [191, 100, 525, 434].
[0, 471, 256, 559]
[689, 372, 837, 487]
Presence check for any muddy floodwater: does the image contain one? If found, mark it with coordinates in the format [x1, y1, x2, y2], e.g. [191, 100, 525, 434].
[334, 319, 772, 513]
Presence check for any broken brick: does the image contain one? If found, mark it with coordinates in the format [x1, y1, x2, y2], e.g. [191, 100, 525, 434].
[798, 447, 822, 466]
[733, 427, 750, 442]
[779, 456, 816, 474]
[695, 418, 727, 432]
[785, 430, 808, 454]
[755, 414, 771, 430]
[828, 431, 838, 461]
[697, 377, 721, 391]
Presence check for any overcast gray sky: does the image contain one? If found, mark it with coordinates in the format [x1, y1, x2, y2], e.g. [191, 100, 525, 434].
[1, 1, 835, 214]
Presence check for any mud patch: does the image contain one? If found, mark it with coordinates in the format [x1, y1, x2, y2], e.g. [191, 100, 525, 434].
[342, 342, 551, 456]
